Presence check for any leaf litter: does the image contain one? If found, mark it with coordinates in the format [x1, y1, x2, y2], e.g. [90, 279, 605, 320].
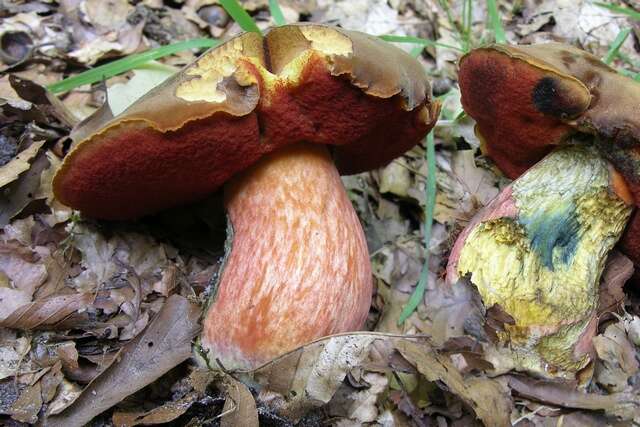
[0, 0, 639, 425]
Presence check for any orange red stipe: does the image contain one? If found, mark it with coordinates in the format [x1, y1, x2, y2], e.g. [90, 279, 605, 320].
[202, 143, 372, 370]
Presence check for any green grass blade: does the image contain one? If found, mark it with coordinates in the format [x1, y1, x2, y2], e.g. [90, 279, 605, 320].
[398, 131, 437, 324]
[379, 35, 465, 52]
[461, 0, 473, 52]
[220, 0, 261, 33]
[619, 69, 640, 80]
[47, 38, 219, 94]
[603, 28, 631, 64]
[595, 2, 640, 21]
[410, 45, 424, 58]
[269, 0, 287, 26]
[618, 52, 640, 68]
[486, 0, 507, 44]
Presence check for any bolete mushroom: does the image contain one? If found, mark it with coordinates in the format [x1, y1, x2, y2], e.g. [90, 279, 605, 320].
[447, 144, 631, 377]
[52, 25, 439, 370]
[457, 42, 640, 261]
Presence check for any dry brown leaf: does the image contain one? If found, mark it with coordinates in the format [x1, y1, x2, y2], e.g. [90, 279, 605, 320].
[46, 379, 82, 416]
[45, 295, 201, 426]
[3, 216, 35, 246]
[0, 148, 50, 226]
[40, 362, 64, 404]
[0, 241, 48, 319]
[593, 322, 639, 392]
[250, 334, 377, 421]
[598, 251, 633, 315]
[434, 150, 500, 225]
[35, 151, 73, 225]
[0, 288, 32, 320]
[395, 340, 512, 427]
[623, 314, 640, 346]
[379, 159, 412, 197]
[9, 379, 43, 423]
[0, 140, 44, 188]
[506, 375, 640, 420]
[420, 277, 486, 346]
[0, 292, 92, 330]
[0, 336, 30, 380]
[111, 392, 200, 426]
[110, 368, 219, 426]
[220, 375, 259, 427]
[9, 75, 78, 128]
[327, 372, 388, 423]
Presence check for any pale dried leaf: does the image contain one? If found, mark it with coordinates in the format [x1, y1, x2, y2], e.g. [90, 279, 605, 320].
[598, 251, 633, 315]
[9, 380, 42, 423]
[3, 216, 35, 246]
[329, 372, 388, 423]
[47, 379, 82, 416]
[107, 63, 177, 116]
[625, 315, 640, 346]
[0, 336, 30, 380]
[0, 140, 44, 188]
[250, 334, 380, 420]
[220, 375, 259, 427]
[421, 277, 486, 346]
[36, 151, 73, 224]
[395, 340, 512, 427]
[451, 150, 500, 208]
[593, 322, 639, 392]
[317, 0, 404, 36]
[0, 287, 31, 320]
[0, 149, 50, 226]
[379, 159, 411, 197]
[70, 224, 119, 292]
[111, 392, 200, 427]
[506, 375, 640, 420]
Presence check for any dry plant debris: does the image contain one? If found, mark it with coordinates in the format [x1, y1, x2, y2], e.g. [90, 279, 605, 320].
[0, 0, 639, 426]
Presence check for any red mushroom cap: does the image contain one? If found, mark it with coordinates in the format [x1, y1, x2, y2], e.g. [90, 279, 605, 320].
[459, 42, 640, 197]
[53, 24, 439, 220]
[459, 42, 640, 264]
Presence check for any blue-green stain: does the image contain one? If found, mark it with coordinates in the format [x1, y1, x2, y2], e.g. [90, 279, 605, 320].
[519, 203, 580, 270]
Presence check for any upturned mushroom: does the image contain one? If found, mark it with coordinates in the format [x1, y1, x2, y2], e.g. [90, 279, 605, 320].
[447, 144, 631, 377]
[447, 42, 639, 377]
[457, 42, 640, 261]
[52, 25, 439, 370]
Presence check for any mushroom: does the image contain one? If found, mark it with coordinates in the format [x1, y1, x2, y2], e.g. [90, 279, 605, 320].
[447, 42, 639, 377]
[447, 144, 631, 377]
[52, 25, 439, 369]
[457, 42, 640, 261]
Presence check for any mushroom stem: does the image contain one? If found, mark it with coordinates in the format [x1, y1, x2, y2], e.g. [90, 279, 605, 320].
[201, 142, 372, 370]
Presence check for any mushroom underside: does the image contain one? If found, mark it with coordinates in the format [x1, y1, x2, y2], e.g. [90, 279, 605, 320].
[447, 145, 631, 377]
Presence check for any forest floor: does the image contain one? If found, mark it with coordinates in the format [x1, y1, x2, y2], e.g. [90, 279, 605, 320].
[1, 0, 640, 425]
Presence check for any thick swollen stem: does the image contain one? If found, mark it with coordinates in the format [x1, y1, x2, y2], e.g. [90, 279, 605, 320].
[201, 142, 372, 370]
